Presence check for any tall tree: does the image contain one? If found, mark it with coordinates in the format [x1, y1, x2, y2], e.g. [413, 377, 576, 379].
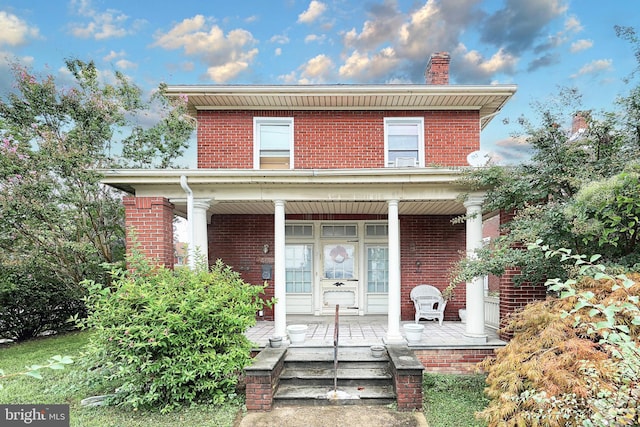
[0, 59, 193, 294]
[454, 35, 640, 287]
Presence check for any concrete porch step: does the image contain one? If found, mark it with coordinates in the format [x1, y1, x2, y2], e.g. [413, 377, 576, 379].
[280, 366, 391, 387]
[284, 360, 388, 370]
[274, 346, 395, 407]
[284, 346, 389, 362]
[273, 384, 396, 407]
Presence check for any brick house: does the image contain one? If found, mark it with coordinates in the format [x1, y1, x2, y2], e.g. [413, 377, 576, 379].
[103, 52, 517, 344]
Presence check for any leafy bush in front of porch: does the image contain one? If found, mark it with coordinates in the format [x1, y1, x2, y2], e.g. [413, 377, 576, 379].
[79, 251, 272, 413]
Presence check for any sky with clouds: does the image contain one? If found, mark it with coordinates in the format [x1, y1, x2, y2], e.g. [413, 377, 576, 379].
[0, 0, 638, 165]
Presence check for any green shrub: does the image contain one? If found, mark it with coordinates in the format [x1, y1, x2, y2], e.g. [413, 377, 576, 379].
[0, 262, 85, 341]
[80, 252, 272, 412]
[479, 245, 640, 426]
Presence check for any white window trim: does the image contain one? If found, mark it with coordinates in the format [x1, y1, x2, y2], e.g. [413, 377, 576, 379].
[253, 117, 294, 169]
[383, 117, 425, 167]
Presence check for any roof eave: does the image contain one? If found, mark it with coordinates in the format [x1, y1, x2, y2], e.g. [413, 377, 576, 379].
[164, 84, 517, 128]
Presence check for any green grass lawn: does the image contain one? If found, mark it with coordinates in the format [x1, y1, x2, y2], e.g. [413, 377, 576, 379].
[0, 331, 242, 427]
[1, 331, 489, 426]
[423, 373, 489, 427]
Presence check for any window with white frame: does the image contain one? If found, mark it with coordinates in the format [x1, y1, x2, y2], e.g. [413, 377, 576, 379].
[367, 246, 389, 293]
[384, 118, 424, 167]
[254, 117, 294, 169]
[285, 244, 313, 293]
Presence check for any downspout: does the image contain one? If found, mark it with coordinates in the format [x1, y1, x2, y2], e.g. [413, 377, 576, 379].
[180, 175, 196, 270]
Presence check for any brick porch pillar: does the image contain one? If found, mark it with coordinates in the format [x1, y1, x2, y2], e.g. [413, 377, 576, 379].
[123, 196, 175, 268]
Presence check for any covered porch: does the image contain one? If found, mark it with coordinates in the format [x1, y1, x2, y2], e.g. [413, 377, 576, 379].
[246, 316, 505, 375]
[246, 315, 505, 348]
[103, 168, 495, 345]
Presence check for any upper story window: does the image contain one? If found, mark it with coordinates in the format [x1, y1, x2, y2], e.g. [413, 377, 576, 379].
[384, 118, 424, 167]
[254, 117, 294, 169]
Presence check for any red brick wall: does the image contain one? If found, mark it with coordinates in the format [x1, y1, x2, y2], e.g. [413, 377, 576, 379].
[209, 213, 465, 321]
[196, 110, 479, 169]
[209, 214, 276, 319]
[244, 355, 285, 411]
[498, 210, 547, 340]
[401, 215, 466, 321]
[123, 196, 175, 268]
[415, 348, 496, 374]
[391, 367, 424, 411]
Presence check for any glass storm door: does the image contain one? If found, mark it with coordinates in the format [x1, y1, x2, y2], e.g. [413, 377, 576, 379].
[320, 242, 359, 314]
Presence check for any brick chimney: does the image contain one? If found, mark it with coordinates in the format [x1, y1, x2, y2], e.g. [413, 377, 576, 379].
[571, 111, 589, 134]
[425, 52, 450, 85]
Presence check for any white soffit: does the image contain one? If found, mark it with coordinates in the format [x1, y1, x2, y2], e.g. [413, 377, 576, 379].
[165, 84, 517, 128]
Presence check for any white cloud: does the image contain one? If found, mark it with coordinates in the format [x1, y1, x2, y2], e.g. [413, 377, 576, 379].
[492, 135, 533, 165]
[571, 59, 612, 78]
[69, 0, 143, 40]
[453, 44, 518, 83]
[339, 51, 371, 78]
[270, 34, 289, 44]
[278, 54, 334, 84]
[153, 15, 258, 82]
[278, 70, 298, 84]
[564, 15, 583, 33]
[339, 47, 399, 81]
[301, 54, 333, 80]
[103, 50, 125, 61]
[0, 11, 40, 46]
[570, 39, 593, 53]
[102, 50, 136, 70]
[275, 47, 282, 56]
[304, 34, 326, 44]
[465, 47, 517, 74]
[116, 59, 137, 70]
[298, 1, 326, 24]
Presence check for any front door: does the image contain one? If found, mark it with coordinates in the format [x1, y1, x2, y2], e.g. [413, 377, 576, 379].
[320, 242, 359, 314]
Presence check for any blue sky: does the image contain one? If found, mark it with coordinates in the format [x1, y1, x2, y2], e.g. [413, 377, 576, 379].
[1, 0, 638, 165]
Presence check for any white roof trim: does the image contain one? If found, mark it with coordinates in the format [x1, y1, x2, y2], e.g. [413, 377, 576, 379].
[165, 84, 517, 128]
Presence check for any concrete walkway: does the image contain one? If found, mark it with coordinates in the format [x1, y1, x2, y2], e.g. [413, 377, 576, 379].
[235, 405, 429, 427]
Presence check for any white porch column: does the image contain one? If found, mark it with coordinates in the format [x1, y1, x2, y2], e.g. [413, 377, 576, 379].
[464, 195, 487, 342]
[273, 200, 287, 339]
[385, 199, 404, 343]
[191, 200, 210, 267]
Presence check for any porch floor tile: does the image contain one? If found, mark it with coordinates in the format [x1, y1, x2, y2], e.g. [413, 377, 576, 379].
[246, 315, 506, 349]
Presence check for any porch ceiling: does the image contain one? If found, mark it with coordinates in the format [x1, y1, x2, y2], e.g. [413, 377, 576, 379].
[165, 84, 517, 128]
[173, 200, 465, 217]
[102, 168, 476, 217]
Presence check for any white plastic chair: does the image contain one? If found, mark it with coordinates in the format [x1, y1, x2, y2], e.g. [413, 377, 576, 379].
[410, 284, 447, 326]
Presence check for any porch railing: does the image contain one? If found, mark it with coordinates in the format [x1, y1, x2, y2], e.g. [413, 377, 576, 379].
[484, 296, 500, 329]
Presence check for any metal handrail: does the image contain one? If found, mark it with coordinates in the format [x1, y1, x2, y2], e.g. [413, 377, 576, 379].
[333, 304, 339, 393]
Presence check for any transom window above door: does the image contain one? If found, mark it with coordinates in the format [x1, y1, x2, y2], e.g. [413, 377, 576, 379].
[254, 117, 294, 169]
[384, 117, 424, 167]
